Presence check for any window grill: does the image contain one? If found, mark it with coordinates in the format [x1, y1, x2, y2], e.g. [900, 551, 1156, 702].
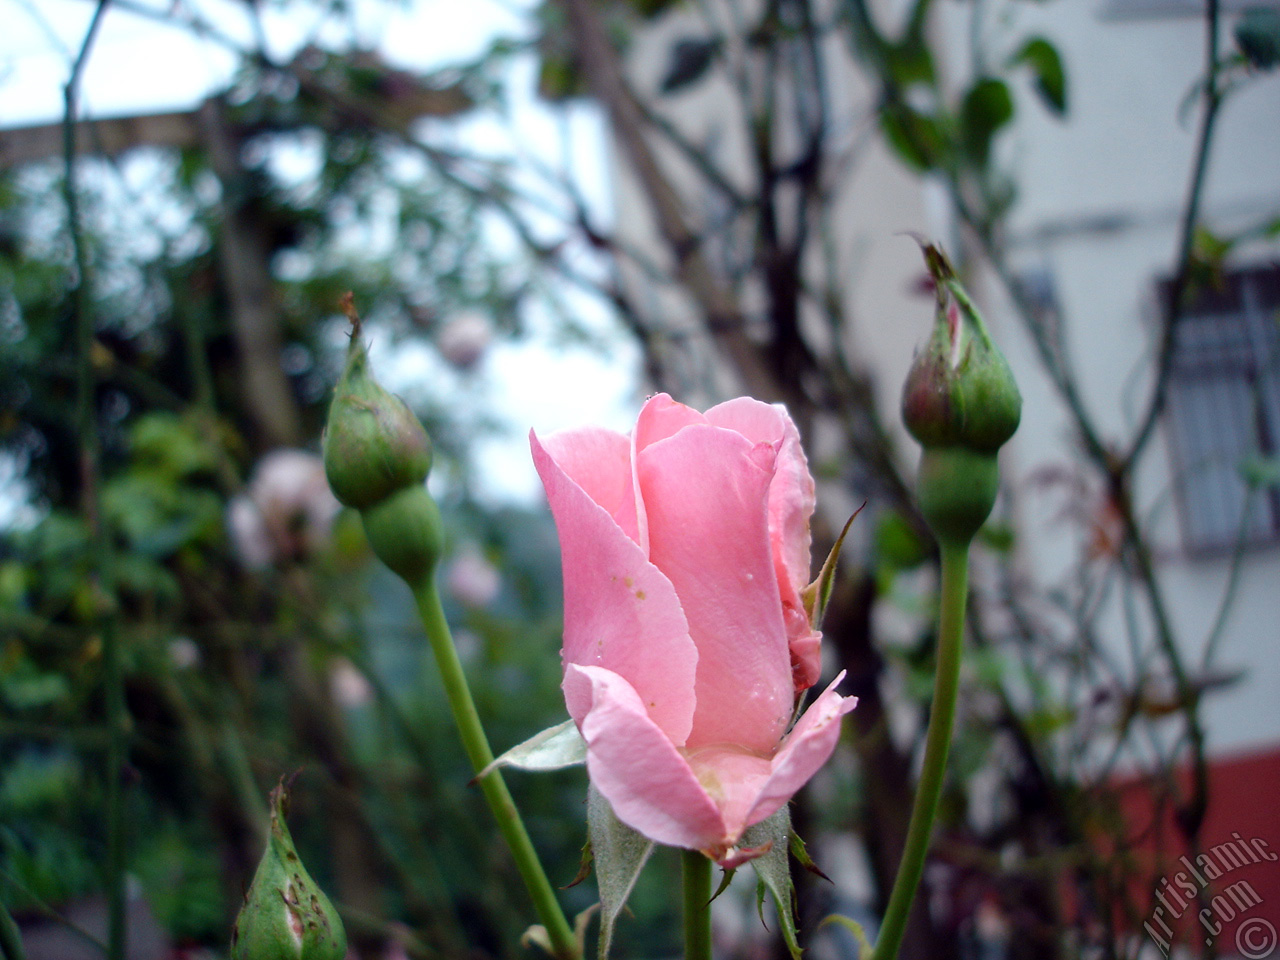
[1164, 263, 1280, 554]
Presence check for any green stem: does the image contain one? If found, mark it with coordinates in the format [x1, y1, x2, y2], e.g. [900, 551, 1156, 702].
[681, 850, 712, 960]
[409, 581, 579, 960]
[870, 541, 969, 960]
[62, 6, 124, 959]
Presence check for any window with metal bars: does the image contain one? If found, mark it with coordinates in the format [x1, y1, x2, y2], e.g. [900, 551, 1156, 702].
[1164, 262, 1280, 555]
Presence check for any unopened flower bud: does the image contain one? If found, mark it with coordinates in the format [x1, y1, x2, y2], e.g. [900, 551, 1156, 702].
[231, 781, 346, 960]
[323, 298, 433, 511]
[902, 244, 1021, 454]
[901, 243, 1021, 546]
[322, 297, 445, 586]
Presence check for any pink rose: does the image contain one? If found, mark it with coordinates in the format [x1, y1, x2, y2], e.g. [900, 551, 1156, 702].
[532, 394, 856, 860]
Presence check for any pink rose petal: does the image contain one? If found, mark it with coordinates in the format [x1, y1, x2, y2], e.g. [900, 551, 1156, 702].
[532, 431, 698, 744]
[566, 664, 728, 852]
[539, 427, 640, 544]
[745, 673, 858, 827]
[535, 396, 855, 854]
[706, 398, 820, 690]
[638, 423, 793, 755]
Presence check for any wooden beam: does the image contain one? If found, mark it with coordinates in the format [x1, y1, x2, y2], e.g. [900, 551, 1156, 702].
[0, 111, 202, 168]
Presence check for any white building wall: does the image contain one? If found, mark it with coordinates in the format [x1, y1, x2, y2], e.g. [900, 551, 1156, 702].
[980, 1, 1280, 755]
[609, 0, 1280, 757]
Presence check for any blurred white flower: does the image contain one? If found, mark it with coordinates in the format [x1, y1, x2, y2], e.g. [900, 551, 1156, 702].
[227, 449, 341, 568]
[436, 312, 493, 370]
[226, 495, 274, 569]
[445, 544, 501, 607]
[168, 636, 201, 670]
[329, 658, 374, 709]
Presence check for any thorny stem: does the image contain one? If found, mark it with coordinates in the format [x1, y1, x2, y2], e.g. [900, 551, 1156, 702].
[870, 541, 968, 960]
[409, 580, 579, 960]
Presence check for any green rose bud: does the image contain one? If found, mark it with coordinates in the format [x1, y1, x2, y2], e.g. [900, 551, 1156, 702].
[901, 244, 1021, 453]
[231, 781, 346, 960]
[323, 296, 433, 511]
[901, 242, 1021, 547]
[323, 296, 445, 586]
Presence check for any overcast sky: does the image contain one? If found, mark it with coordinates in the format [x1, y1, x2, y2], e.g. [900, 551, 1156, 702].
[0, 0, 641, 508]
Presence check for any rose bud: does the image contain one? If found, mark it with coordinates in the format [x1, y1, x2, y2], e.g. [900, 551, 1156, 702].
[323, 298, 433, 512]
[901, 242, 1021, 546]
[230, 781, 347, 960]
[323, 296, 444, 585]
[532, 394, 856, 863]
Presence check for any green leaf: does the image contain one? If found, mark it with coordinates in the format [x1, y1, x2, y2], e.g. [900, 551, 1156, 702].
[661, 37, 720, 94]
[874, 510, 930, 570]
[818, 914, 874, 959]
[1241, 455, 1280, 489]
[960, 77, 1014, 167]
[537, 53, 587, 102]
[976, 521, 1015, 553]
[587, 786, 654, 959]
[967, 648, 1009, 687]
[1009, 37, 1067, 115]
[879, 101, 946, 173]
[475, 719, 586, 780]
[743, 807, 801, 960]
[129, 413, 221, 480]
[1023, 705, 1075, 739]
[0, 661, 71, 711]
[883, 41, 936, 89]
[1236, 7, 1280, 70]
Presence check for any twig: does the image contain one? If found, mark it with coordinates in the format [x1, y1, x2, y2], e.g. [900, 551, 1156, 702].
[0, 867, 109, 956]
[62, 5, 126, 960]
[1124, 0, 1224, 467]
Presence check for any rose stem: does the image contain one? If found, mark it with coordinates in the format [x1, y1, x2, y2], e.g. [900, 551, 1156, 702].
[682, 849, 713, 960]
[870, 540, 969, 960]
[410, 579, 579, 960]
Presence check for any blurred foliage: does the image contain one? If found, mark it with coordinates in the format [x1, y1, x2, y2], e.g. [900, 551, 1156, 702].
[0, 23, 617, 959]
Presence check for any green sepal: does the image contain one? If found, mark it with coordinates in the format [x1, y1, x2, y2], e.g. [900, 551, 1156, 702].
[565, 839, 594, 889]
[743, 807, 801, 960]
[788, 830, 831, 883]
[230, 779, 347, 960]
[709, 866, 736, 903]
[587, 786, 654, 960]
[801, 505, 865, 628]
[474, 718, 587, 782]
